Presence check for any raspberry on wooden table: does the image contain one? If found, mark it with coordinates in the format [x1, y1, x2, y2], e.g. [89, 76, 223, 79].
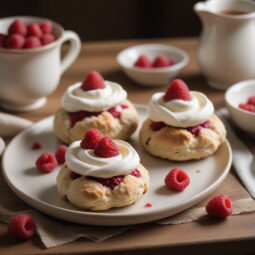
[165, 168, 190, 191]
[0, 34, 6, 47]
[35, 152, 57, 173]
[94, 137, 120, 158]
[40, 21, 53, 34]
[8, 19, 27, 36]
[80, 71, 105, 91]
[24, 36, 42, 49]
[8, 214, 36, 239]
[27, 23, 43, 38]
[5, 34, 25, 49]
[134, 55, 152, 68]
[55, 145, 67, 164]
[152, 55, 173, 68]
[80, 128, 104, 149]
[163, 79, 192, 102]
[206, 194, 232, 218]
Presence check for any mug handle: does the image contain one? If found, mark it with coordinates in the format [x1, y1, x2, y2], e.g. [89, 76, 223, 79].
[60, 30, 81, 74]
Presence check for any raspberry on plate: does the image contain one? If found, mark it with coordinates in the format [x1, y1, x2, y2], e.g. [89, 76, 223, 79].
[80, 71, 105, 91]
[35, 152, 57, 173]
[152, 55, 174, 68]
[206, 194, 232, 218]
[8, 19, 27, 36]
[8, 214, 36, 239]
[163, 79, 192, 102]
[5, 34, 25, 49]
[134, 55, 152, 68]
[165, 168, 190, 191]
[40, 21, 53, 34]
[80, 128, 104, 149]
[55, 145, 67, 164]
[24, 36, 42, 49]
[27, 23, 43, 38]
[94, 136, 120, 158]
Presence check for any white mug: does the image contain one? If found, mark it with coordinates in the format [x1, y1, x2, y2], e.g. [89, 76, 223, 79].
[0, 16, 81, 111]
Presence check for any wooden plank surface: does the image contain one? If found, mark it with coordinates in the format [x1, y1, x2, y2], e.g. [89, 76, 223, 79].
[0, 37, 255, 255]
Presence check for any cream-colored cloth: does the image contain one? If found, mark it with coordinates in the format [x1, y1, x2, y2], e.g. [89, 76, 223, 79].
[1, 198, 255, 248]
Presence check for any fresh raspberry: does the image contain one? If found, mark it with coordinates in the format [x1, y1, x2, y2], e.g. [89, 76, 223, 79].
[40, 21, 53, 34]
[8, 214, 36, 239]
[69, 111, 101, 127]
[130, 169, 141, 177]
[55, 145, 67, 164]
[108, 106, 121, 118]
[239, 103, 255, 113]
[134, 55, 152, 68]
[35, 152, 57, 173]
[163, 79, 192, 102]
[27, 23, 43, 38]
[150, 121, 167, 131]
[80, 128, 104, 149]
[165, 168, 190, 191]
[0, 34, 7, 47]
[152, 55, 174, 68]
[80, 71, 105, 91]
[144, 203, 152, 208]
[247, 96, 255, 105]
[121, 104, 129, 109]
[5, 34, 25, 49]
[41, 33, 55, 45]
[70, 171, 81, 179]
[94, 137, 120, 158]
[206, 194, 232, 218]
[23, 36, 42, 49]
[8, 19, 27, 36]
[31, 142, 41, 150]
[91, 175, 124, 189]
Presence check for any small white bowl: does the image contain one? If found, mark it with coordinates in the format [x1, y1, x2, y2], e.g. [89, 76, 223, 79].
[117, 44, 189, 86]
[225, 80, 255, 135]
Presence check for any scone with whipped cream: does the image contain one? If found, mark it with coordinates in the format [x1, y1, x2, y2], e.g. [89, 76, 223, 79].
[54, 71, 138, 144]
[139, 79, 226, 161]
[57, 129, 149, 211]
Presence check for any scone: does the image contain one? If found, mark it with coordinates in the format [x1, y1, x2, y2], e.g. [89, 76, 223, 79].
[54, 71, 138, 144]
[139, 79, 226, 161]
[57, 129, 149, 211]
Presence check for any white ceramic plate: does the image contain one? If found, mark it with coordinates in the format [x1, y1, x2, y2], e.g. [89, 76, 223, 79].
[2, 105, 232, 226]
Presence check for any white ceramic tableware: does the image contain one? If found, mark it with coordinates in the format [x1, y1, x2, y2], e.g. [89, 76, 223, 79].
[2, 105, 232, 226]
[225, 80, 255, 135]
[195, 0, 255, 90]
[117, 44, 189, 86]
[0, 16, 81, 112]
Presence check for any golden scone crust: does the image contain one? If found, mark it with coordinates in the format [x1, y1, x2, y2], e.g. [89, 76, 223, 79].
[139, 114, 226, 161]
[56, 164, 149, 211]
[53, 99, 138, 144]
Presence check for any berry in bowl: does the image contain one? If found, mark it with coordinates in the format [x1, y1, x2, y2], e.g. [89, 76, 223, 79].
[225, 80, 255, 135]
[117, 44, 189, 86]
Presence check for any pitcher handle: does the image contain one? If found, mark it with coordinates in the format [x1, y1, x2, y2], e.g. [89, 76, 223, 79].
[60, 30, 81, 74]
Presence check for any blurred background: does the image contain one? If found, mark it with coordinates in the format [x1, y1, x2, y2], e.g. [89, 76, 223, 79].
[0, 0, 202, 41]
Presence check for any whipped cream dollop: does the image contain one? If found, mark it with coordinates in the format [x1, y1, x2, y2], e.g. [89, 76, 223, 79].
[148, 91, 214, 128]
[61, 81, 127, 112]
[66, 140, 140, 178]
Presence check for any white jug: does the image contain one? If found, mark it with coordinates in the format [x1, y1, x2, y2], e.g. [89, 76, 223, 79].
[194, 0, 255, 90]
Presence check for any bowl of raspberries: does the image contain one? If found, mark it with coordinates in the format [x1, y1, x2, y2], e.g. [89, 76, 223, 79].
[117, 44, 189, 86]
[225, 79, 255, 135]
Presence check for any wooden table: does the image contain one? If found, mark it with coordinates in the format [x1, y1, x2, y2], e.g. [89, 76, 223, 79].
[1, 38, 255, 255]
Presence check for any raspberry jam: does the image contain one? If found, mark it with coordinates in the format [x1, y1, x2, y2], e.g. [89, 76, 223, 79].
[88, 169, 141, 189]
[70, 171, 82, 179]
[150, 120, 210, 136]
[69, 104, 129, 127]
